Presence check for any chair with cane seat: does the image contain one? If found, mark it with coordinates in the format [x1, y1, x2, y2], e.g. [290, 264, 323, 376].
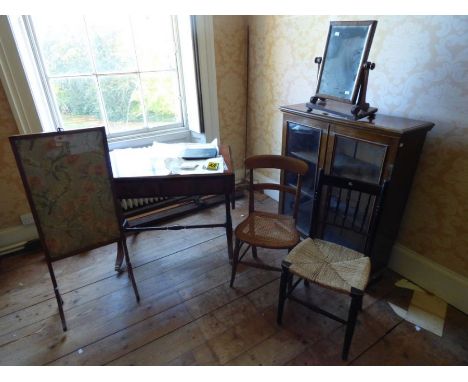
[230, 154, 308, 287]
[277, 169, 387, 360]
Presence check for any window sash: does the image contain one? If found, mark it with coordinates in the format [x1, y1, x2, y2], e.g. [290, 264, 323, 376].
[0, 15, 219, 148]
[23, 15, 188, 139]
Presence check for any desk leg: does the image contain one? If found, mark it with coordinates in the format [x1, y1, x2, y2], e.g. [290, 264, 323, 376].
[115, 239, 125, 272]
[225, 193, 234, 262]
[231, 190, 235, 210]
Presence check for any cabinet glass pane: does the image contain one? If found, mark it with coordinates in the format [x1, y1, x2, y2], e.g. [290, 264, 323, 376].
[286, 122, 321, 164]
[284, 164, 317, 197]
[331, 135, 386, 184]
[285, 122, 321, 195]
[284, 192, 313, 236]
[283, 121, 322, 235]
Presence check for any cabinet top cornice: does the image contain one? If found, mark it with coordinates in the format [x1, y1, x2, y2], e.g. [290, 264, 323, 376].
[280, 104, 434, 136]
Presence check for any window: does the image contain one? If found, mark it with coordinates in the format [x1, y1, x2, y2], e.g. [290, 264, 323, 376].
[29, 15, 185, 137]
[0, 15, 219, 148]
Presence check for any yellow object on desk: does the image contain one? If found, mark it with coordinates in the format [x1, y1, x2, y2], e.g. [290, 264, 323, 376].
[206, 161, 219, 171]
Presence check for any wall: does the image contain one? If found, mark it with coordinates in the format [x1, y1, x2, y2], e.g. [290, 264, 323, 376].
[0, 81, 30, 228]
[246, 15, 468, 277]
[213, 16, 248, 180]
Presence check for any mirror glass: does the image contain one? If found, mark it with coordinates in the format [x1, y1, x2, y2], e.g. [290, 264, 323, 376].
[317, 21, 376, 103]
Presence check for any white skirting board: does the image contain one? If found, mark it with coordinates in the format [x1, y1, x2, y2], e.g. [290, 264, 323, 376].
[234, 168, 246, 184]
[389, 243, 468, 314]
[252, 171, 468, 314]
[0, 224, 38, 256]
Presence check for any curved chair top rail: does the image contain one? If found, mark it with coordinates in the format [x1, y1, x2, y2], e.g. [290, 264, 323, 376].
[245, 155, 308, 175]
[252, 183, 297, 195]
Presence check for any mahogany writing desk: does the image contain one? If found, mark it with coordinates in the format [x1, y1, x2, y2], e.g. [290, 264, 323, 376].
[110, 145, 235, 270]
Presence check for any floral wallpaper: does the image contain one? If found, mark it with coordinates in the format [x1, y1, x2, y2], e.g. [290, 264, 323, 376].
[245, 15, 468, 276]
[213, 16, 248, 180]
[0, 82, 30, 228]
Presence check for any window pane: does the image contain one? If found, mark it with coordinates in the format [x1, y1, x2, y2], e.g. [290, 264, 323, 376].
[141, 72, 182, 126]
[86, 16, 137, 73]
[131, 16, 177, 71]
[99, 75, 144, 133]
[33, 16, 93, 76]
[50, 77, 104, 129]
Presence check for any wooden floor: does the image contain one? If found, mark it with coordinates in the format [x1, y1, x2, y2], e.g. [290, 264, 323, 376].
[0, 195, 467, 366]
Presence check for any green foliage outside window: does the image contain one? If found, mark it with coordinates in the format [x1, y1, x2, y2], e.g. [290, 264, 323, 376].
[35, 16, 180, 131]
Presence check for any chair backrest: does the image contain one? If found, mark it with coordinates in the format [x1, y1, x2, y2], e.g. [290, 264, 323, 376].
[310, 169, 387, 256]
[245, 155, 308, 220]
[9, 127, 123, 261]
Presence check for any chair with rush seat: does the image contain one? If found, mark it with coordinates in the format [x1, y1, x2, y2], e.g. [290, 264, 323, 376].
[277, 169, 387, 360]
[9, 127, 140, 331]
[230, 154, 308, 287]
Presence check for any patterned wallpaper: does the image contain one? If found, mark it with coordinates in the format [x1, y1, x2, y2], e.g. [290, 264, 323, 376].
[245, 15, 468, 276]
[0, 82, 30, 228]
[213, 16, 248, 179]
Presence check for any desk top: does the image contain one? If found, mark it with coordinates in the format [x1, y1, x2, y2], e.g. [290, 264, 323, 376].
[111, 145, 234, 198]
[110, 143, 233, 179]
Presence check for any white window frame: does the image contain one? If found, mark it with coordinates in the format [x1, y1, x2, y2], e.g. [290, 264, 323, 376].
[0, 15, 219, 148]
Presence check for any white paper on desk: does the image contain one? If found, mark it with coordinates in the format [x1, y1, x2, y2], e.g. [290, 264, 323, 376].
[165, 156, 225, 175]
[109, 140, 221, 177]
[110, 146, 171, 177]
[150, 139, 219, 158]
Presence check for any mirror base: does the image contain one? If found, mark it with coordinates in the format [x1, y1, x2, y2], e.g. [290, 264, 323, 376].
[306, 100, 377, 121]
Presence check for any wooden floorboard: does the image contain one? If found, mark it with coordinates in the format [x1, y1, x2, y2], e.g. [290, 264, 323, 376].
[0, 195, 467, 366]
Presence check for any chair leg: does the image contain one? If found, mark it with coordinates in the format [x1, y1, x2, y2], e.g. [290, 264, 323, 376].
[252, 245, 258, 259]
[121, 237, 140, 303]
[230, 238, 241, 287]
[287, 272, 293, 292]
[46, 260, 67, 331]
[342, 292, 363, 361]
[277, 262, 291, 325]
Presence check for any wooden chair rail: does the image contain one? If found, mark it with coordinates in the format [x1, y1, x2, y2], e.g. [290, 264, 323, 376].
[245, 154, 308, 175]
[252, 183, 296, 195]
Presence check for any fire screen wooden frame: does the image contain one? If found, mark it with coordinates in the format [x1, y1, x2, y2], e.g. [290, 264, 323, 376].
[9, 127, 140, 331]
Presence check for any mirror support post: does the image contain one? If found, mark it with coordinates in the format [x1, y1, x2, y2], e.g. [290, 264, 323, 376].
[310, 57, 324, 105]
[351, 62, 377, 119]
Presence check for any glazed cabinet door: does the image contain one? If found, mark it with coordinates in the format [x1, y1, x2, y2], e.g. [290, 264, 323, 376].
[280, 115, 328, 235]
[321, 123, 399, 252]
[326, 124, 399, 184]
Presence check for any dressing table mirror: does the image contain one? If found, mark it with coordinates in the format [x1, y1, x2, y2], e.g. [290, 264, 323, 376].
[307, 20, 378, 120]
